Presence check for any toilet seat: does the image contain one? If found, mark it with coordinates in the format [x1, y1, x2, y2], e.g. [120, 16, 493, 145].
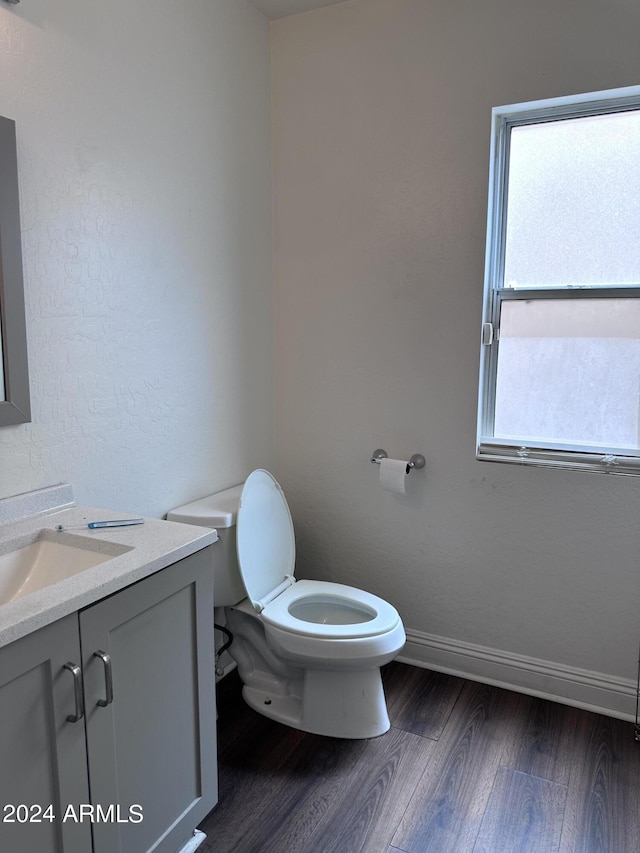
[237, 469, 296, 609]
[260, 579, 401, 639]
[237, 471, 401, 640]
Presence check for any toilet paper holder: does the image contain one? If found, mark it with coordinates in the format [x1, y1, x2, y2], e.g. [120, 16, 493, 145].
[370, 449, 425, 474]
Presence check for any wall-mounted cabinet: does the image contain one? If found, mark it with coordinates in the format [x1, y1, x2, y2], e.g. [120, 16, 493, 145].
[0, 547, 217, 853]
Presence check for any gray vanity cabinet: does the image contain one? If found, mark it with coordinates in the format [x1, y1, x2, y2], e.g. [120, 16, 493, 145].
[0, 546, 217, 853]
[81, 546, 217, 853]
[0, 614, 93, 853]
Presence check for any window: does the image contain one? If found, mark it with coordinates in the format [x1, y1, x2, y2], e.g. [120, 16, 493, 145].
[477, 85, 640, 475]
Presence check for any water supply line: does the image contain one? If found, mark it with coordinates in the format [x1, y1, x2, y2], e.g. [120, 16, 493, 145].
[214, 623, 233, 678]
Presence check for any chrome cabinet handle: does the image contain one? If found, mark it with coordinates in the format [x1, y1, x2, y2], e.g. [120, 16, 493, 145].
[63, 662, 85, 723]
[94, 650, 113, 707]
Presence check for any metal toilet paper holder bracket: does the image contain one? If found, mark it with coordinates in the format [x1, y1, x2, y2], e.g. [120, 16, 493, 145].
[370, 449, 425, 474]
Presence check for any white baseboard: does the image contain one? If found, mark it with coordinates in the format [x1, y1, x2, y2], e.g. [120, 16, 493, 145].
[398, 629, 638, 722]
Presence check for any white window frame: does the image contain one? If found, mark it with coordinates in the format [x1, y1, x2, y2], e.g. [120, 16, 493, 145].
[477, 85, 640, 476]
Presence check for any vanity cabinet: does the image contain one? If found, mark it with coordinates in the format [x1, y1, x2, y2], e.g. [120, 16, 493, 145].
[0, 613, 92, 853]
[0, 547, 217, 853]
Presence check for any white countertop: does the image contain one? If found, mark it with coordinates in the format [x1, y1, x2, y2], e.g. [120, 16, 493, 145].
[0, 485, 218, 649]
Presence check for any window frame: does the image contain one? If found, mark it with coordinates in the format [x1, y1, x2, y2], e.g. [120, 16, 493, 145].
[477, 85, 640, 476]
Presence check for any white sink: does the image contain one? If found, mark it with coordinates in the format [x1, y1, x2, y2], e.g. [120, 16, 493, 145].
[0, 532, 132, 606]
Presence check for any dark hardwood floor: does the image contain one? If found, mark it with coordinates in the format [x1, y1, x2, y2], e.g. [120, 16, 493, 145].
[198, 662, 640, 853]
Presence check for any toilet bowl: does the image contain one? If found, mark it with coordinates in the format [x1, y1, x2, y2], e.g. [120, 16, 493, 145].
[168, 470, 405, 739]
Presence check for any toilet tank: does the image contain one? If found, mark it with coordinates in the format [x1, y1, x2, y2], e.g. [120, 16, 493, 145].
[167, 485, 246, 606]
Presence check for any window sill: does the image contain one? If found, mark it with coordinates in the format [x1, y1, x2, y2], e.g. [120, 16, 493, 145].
[477, 441, 640, 476]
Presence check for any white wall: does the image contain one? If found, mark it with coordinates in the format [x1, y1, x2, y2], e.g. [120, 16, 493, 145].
[0, 0, 273, 517]
[271, 0, 640, 714]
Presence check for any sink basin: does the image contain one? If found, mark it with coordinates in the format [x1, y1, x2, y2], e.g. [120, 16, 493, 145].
[0, 531, 132, 606]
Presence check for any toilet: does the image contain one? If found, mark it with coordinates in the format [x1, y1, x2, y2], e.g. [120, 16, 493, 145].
[168, 470, 406, 739]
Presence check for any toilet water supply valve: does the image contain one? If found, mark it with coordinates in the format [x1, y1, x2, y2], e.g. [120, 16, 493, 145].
[214, 623, 233, 678]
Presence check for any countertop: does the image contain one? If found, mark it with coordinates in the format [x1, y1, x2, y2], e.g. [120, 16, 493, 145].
[0, 484, 218, 649]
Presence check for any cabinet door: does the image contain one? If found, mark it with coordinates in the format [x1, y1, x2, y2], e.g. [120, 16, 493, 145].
[0, 615, 92, 853]
[80, 548, 217, 853]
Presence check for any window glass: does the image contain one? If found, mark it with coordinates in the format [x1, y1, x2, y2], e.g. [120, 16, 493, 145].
[503, 110, 640, 288]
[494, 298, 640, 449]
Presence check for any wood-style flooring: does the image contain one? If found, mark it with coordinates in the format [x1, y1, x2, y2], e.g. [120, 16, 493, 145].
[198, 662, 640, 853]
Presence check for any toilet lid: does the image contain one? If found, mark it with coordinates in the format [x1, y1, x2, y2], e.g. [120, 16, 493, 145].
[237, 470, 296, 609]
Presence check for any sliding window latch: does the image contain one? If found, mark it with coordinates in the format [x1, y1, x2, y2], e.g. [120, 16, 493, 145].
[481, 323, 498, 345]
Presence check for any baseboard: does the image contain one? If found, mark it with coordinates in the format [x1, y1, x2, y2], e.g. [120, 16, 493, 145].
[398, 629, 638, 722]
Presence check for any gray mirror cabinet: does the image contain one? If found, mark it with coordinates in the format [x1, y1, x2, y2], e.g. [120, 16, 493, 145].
[0, 114, 30, 425]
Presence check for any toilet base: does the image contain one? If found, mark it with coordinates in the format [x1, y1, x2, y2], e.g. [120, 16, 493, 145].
[241, 667, 390, 739]
[226, 601, 397, 739]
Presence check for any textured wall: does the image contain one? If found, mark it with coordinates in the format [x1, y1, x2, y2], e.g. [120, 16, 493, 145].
[0, 0, 273, 517]
[271, 0, 640, 685]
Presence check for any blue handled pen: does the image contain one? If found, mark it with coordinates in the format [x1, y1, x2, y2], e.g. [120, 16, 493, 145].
[55, 518, 145, 531]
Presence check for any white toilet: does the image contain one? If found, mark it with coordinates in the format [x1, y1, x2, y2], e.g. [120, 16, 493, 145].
[168, 469, 406, 739]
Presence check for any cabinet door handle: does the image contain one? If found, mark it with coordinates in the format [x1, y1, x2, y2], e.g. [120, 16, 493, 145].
[63, 662, 85, 723]
[94, 650, 114, 707]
